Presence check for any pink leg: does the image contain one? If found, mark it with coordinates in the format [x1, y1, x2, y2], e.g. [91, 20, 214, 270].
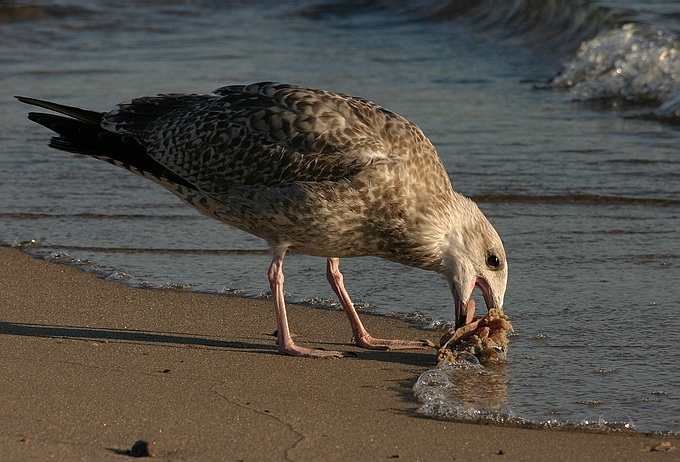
[268, 252, 346, 358]
[326, 258, 427, 350]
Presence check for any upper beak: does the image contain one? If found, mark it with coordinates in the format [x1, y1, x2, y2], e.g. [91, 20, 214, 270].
[454, 275, 496, 329]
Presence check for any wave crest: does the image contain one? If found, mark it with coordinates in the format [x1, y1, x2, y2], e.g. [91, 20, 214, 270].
[552, 24, 680, 104]
[418, 0, 629, 55]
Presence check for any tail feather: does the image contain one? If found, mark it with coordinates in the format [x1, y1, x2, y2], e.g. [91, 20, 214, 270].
[26, 111, 143, 159]
[19, 99, 196, 190]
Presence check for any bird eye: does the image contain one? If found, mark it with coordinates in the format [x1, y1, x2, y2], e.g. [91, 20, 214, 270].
[486, 253, 501, 269]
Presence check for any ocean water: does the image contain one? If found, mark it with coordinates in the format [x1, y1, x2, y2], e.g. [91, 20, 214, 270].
[1, 0, 678, 434]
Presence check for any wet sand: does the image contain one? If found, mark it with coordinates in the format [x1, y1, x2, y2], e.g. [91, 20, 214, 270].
[0, 246, 677, 461]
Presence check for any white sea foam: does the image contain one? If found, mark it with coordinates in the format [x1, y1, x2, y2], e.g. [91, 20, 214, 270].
[413, 356, 520, 424]
[552, 24, 680, 115]
[413, 356, 638, 431]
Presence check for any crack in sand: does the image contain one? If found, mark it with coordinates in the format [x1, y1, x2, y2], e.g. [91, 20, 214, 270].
[211, 389, 305, 461]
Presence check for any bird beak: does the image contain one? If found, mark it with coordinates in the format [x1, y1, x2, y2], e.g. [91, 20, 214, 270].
[453, 275, 496, 329]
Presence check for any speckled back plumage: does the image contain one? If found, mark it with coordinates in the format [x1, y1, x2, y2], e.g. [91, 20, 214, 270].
[94, 82, 458, 269]
[24, 82, 469, 271]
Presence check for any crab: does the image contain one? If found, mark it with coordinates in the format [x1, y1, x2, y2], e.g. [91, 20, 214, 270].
[434, 308, 513, 365]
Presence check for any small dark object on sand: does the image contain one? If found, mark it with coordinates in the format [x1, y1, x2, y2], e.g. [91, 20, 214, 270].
[129, 440, 162, 458]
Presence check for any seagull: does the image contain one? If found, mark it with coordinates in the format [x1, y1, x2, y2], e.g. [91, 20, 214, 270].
[17, 82, 508, 358]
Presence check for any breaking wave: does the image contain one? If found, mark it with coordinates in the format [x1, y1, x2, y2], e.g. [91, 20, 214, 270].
[551, 23, 680, 123]
[305, 0, 680, 123]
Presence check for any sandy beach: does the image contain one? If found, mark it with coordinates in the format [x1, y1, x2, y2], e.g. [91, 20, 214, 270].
[0, 246, 677, 461]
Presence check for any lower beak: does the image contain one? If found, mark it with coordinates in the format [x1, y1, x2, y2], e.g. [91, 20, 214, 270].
[455, 298, 476, 329]
[454, 276, 495, 329]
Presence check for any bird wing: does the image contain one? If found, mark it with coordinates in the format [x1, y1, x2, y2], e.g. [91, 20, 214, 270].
[100, 82, 411, 195]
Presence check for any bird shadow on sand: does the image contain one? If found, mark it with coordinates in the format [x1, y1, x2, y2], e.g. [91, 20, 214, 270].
[0, 320, 436, 365]
[0, 321, 277, 355]
[347, 347, 435, 367]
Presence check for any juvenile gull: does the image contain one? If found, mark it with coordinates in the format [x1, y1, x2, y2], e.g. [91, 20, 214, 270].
[17, 82, 508, 358]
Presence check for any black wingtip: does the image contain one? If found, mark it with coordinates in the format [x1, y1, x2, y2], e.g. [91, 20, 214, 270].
[15, 96, 104, 123]
[16, 96, 48, 107]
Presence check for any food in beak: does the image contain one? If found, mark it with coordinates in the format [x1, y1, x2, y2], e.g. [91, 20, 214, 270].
[436, 308, 513, 365]
[456, 298, 477, 329]
[456, 276, 496, 329]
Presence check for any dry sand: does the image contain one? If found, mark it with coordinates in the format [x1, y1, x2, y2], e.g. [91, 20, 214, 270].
[0, 246, 677, 461]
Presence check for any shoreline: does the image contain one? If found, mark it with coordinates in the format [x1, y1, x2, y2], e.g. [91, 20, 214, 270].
[0, 246, 677, 461]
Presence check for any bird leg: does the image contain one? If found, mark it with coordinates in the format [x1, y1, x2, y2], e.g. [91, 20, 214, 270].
[268, 253, 347, 358]
[326, 257, 428, 350]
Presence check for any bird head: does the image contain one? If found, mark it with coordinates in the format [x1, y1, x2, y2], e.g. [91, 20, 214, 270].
[442, 197, 507, 329]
